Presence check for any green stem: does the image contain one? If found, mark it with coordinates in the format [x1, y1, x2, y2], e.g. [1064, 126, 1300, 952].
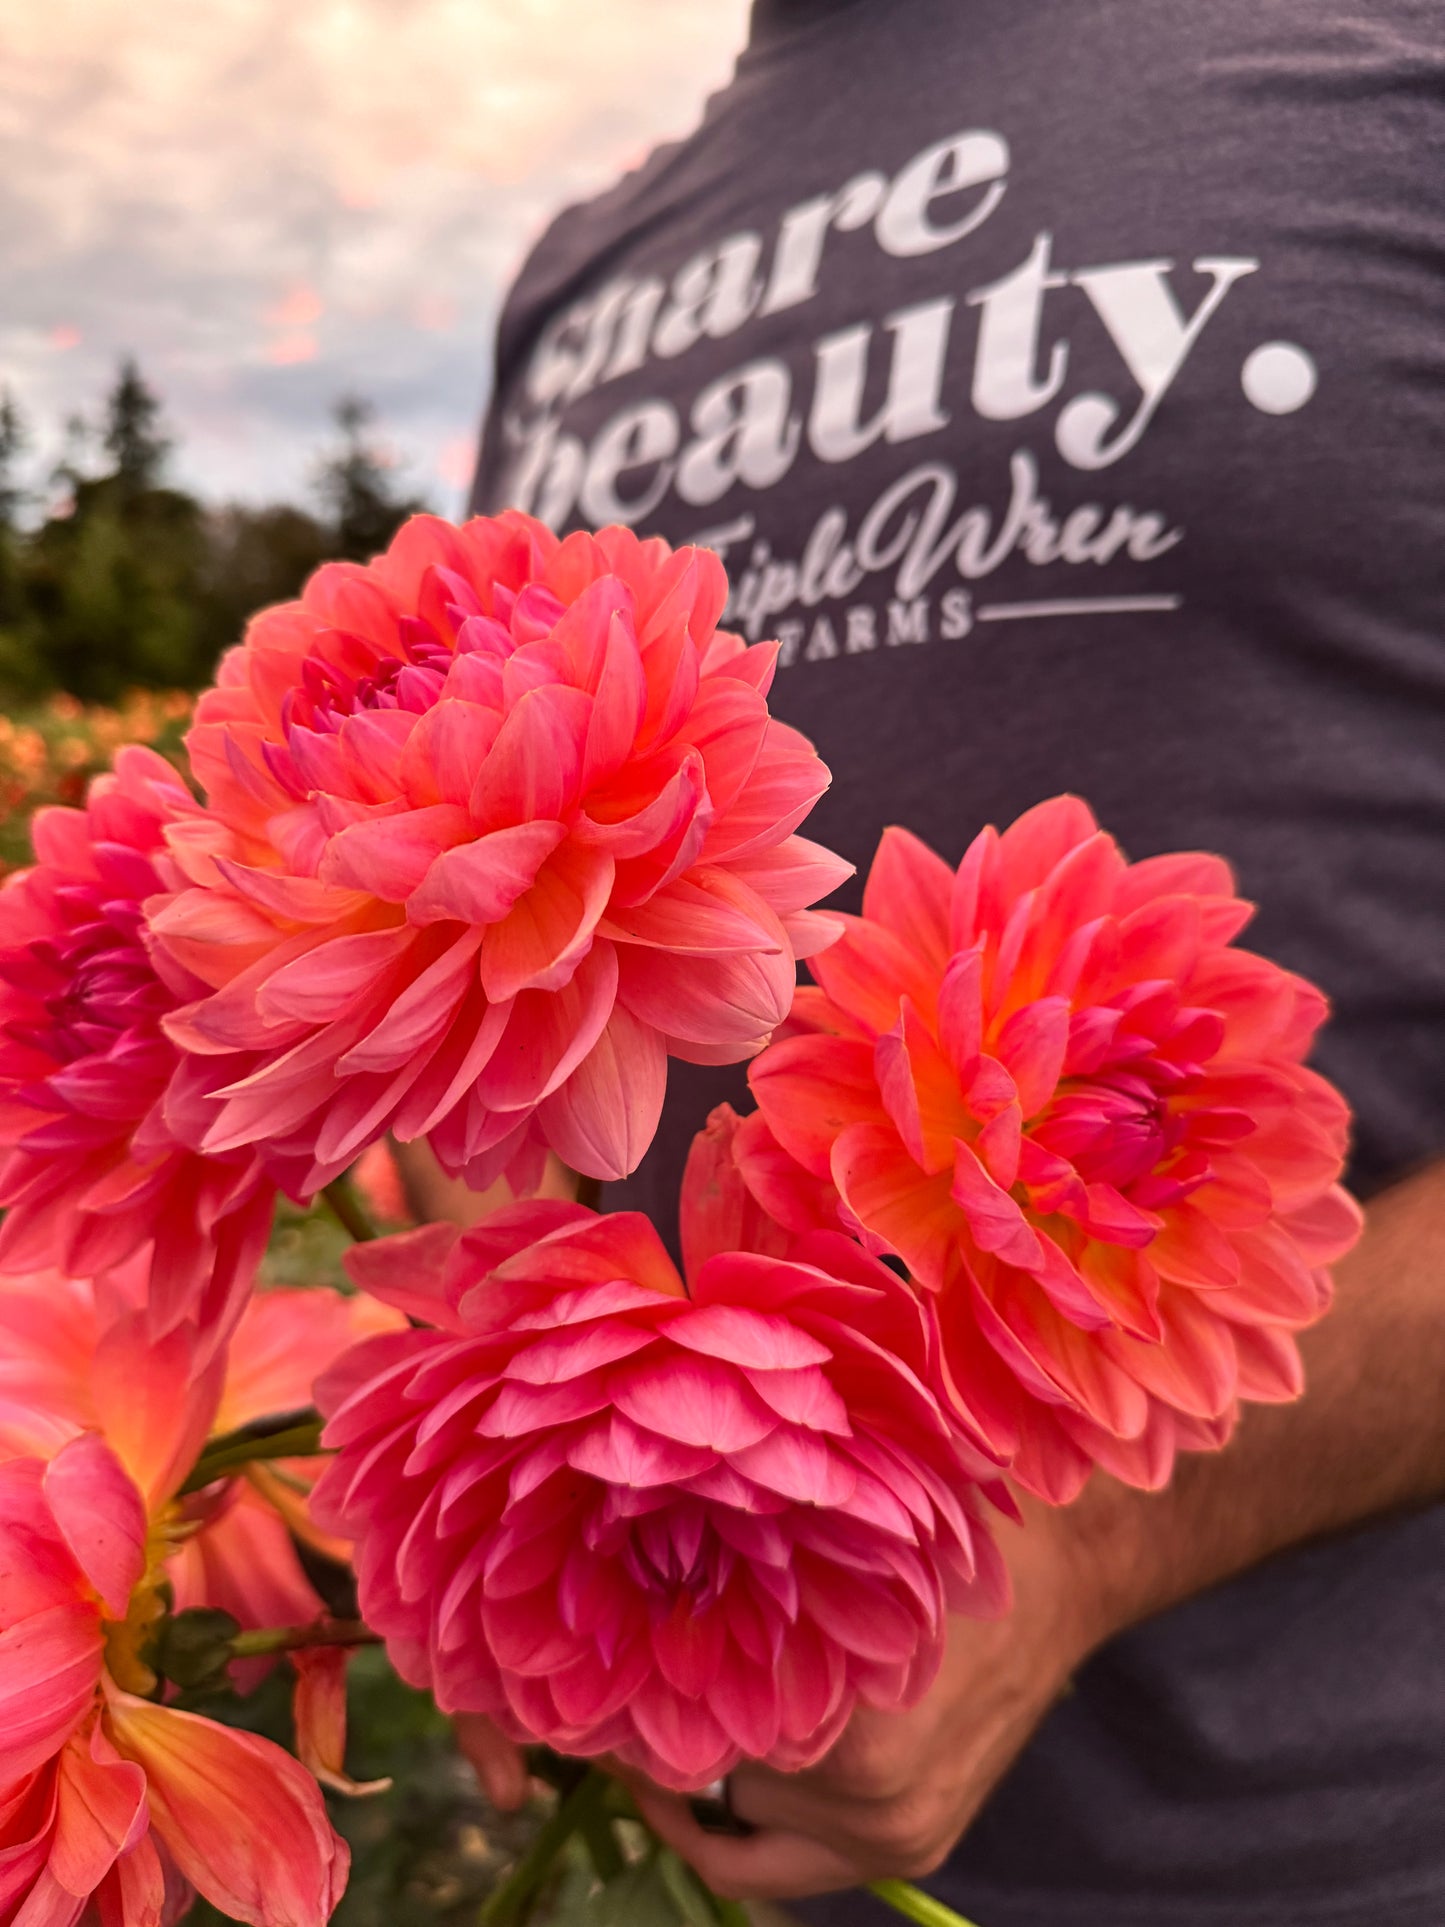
[179, 1409, 325, 1495]
[479, 1768, 611, 1925]
[579, 1809, 624, 1882]
[323, 1176, 379, 1243]
[867, 1880, 984, 1927]
[230, 1619, 380, 1659]
[521, 1745, 587, 1797]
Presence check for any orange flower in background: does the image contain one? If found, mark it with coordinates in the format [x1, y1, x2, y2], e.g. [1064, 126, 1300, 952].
[742, 798, 1363, 1503]
[0, 691, 192, 876]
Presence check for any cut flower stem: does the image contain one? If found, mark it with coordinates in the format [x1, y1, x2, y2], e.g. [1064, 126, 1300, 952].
[229, 1619, 380, 1659]
[322, 1176, 380, 1242]
[179, 1408, 325, 1494]
[479, 1767, 613, 1924]
[868, 1879, 983, 1927]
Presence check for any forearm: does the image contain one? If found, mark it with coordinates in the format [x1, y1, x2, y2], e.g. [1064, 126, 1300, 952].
[1073, 1157, 1445, 1644]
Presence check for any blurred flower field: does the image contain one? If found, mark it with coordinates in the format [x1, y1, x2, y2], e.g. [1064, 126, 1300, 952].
[0, 686, 192, 870]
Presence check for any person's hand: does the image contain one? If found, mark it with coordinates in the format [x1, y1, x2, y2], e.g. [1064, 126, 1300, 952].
[622, 1493, 1119, 1902]
[451, 1490, 1123, 1891]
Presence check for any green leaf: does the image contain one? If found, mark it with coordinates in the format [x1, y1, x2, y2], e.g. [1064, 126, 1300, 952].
[152, 1607, 241, 1691]
[590, 1861, 686, 1927]
[179, 1412, 325, 1494]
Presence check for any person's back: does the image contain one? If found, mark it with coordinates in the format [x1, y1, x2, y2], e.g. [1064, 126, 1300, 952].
[471, 2, 1445, 1919]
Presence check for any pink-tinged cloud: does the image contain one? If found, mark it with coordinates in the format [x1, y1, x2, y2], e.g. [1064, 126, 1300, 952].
[48, 323, 81, 350]
[265, 284, 324, 330]
[413, 293, 458, 334]
[436, 433, 475, 491]
[266, 333, 318, 365]
[3, 0, 752, 502]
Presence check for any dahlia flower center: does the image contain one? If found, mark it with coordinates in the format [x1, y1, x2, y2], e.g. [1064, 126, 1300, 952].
[293, 634, 455, 733]
[16, 903, 168, 1065]
[1032, 1076, 1180, 1191]
[603, 1500, 734, 1611]
[283, 574, 577, 742]
[101, 1512, 180, 1696]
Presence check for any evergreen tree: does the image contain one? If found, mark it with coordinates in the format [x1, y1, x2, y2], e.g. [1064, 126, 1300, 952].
[197, 502, 331, 658]
[103, 357, 170, 493]
[0, 372, 430, 702]
[18, 360, 208, 699]
[51, 412, 95, 501]
[315, 395, 427, 562]
[0, 390, 29, 646]
[0, 390, 27, 531]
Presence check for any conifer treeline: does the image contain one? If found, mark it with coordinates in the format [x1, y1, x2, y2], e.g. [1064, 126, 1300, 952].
[0, 360, 429, 702]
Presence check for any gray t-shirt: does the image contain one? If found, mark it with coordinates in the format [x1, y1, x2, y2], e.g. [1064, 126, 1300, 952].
[471, 3, 1445, 1919]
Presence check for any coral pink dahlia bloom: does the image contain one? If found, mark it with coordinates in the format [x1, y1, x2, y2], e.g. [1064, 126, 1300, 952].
[742, 798, 1364, 1504]
[0, 1434, 347, 1927]
[154, 511, 850, 1194]
[312, 1197, 1007, 1792]
[0, 1268, 401, 1693]
[0, 747, 275, 1354]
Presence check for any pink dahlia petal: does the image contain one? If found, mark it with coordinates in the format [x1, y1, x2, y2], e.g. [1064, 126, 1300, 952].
[42, 1436, 148, 1621]
[749, 802, 1364, 1498]
[679, 1104, 792, 1285]
[159, 511, 847, 1188]
[291, 1647, 389, 1797]
[102, 1692, 348, 1927]
[317, 1186, 1004, 1793]
[533, 1004, 666, 1181]
[861, 827, 954, 971]
[748, 1033, 884, 1181]
[480, 1206, 681, 1301]
[49, 1724, 148, 1905]
[90, 1316, 224, 1513]
[0, 1603, 104, 1782]
[0, 1459, 106, 1781]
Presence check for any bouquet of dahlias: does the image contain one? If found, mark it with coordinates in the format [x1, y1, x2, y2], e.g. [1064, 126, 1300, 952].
[0, 511, 1360, 1927]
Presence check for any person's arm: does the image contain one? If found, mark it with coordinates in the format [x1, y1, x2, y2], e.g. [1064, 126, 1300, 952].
[625, 1158, 1445, 1901]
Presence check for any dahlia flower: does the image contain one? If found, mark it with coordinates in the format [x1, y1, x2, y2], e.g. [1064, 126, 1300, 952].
[0, 746, 275, 1354]
[0, 1321, 347, 1926]
[154, 511, 849, 1195]
[742, 798, 1363, 1502]
[312, 1190, 1008, 1792]
[0, 1267, 399, 1687]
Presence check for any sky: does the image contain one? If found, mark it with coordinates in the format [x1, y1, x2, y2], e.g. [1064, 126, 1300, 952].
[0, 0, 751, 516]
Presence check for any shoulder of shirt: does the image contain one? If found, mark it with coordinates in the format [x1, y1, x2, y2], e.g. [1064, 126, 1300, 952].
[490, 50, 755, 390]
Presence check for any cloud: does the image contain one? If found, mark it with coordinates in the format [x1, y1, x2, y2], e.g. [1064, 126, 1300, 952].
[0, 0, 750, 510]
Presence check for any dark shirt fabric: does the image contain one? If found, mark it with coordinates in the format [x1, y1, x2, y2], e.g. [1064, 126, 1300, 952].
[470, 2, 1445, 1918]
